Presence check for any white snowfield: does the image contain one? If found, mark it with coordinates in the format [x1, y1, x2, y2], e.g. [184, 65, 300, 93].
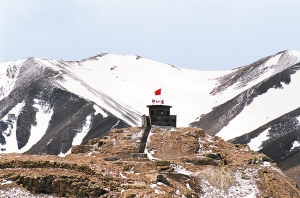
[0, 50, 300, 153]
[217, 50, 300, 142]
[37, 55, 228, 127]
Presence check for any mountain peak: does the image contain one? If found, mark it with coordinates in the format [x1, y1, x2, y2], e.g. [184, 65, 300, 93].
[286, 49, 300, 59]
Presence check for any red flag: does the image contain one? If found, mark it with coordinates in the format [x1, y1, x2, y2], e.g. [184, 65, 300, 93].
[154, 89, 161, 95]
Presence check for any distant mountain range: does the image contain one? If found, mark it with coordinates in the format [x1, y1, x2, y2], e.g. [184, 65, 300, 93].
[0, 50, 300, 185]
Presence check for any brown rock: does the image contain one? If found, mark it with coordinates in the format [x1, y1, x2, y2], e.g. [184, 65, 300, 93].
[71, 145, 92, 154]
[87, 138, 100, 145]
[0, 127, 299, 197]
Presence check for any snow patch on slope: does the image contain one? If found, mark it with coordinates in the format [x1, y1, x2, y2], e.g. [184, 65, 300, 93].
[0, 99, 53, 153]
[0, 101, 26, 153]
[264, 53, 281, 67]
[145, 129, 159, 160]
[72, 114, 92, 146]
[0, 187, 50, 198]
[0, 60, 24, 100]
[297, 115, 300, 123]
[59, 114, 93, 157]
[93, 104, 107, 117]
[0, 179, 13, 185]
[228, 169, 260, 197]
[248, 128, 270, 151]
[19, 99, 54, 153]
[171, 164, 194, 176]
[213, 50, 300, 106]
[288, 50, 300, 61]
[217, 70, 300, 140]
[56, 74, 139, 126]
[199, 168, 260, 198]
[57, 55, 227, 126]
[291, 141, 300, 150]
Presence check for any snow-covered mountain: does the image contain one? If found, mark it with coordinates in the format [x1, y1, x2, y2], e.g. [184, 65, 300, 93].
[1, 50, 300, 182]
[190, 50, 300, 185]
[191, 50, 300, 156]
[0, 54, 221, 155]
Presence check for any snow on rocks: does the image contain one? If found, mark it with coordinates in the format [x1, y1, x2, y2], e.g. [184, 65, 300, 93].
[36, 54, 226, 127]
[93, 104, 107, 117]
[217, 68, 300, 140]
[19, 99, 54, 153]
[0, 186, 52, 198]
[171, 164, 194, 176]
[0, 179, 12, 185]
[291, 140, 300, 150]
[0, 60, 24, 101]
[144, 129, 160, 160]
[0, 101, 26, 153]
[247, 128, 270, 151]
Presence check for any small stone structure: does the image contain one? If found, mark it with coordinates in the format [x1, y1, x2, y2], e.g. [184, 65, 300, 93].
[138, 116, 151, 153]
[146, 105, 176, 127]
[136, 105, 177, 155]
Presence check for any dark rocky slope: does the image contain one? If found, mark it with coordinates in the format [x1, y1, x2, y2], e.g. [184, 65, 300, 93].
[0, 58, 132, 155]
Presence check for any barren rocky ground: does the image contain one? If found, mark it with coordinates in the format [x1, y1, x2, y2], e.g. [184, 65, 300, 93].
[0, 127, 299, 197]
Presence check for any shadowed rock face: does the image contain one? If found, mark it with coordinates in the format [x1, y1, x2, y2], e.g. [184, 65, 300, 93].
[191, 64, 300, 135]
[278, 151, 300, 190]
[1, 80, 129, 155]
[1, 127, 299, 197]
[24, 87, 129, 155]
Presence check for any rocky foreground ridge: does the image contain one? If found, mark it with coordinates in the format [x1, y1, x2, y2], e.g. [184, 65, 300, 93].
[0, 127, 299, 197]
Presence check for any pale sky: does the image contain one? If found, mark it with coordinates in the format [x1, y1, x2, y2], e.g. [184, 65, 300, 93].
[1, 0, 300, 70]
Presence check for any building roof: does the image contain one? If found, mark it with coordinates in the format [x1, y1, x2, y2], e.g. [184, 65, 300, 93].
[146, 105, 172, 108]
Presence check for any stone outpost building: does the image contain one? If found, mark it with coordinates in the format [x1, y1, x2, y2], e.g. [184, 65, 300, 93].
[143, 105, 177, 127]
[137, 104, 177, 154]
